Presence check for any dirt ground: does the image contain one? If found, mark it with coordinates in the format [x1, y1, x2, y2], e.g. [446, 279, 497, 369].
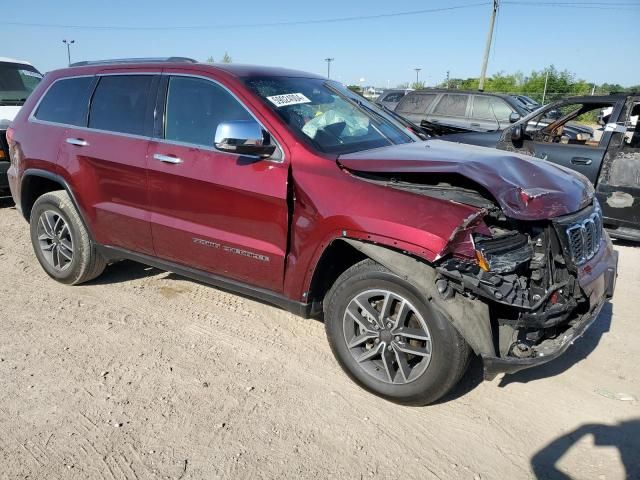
[0, 200, 638, 480]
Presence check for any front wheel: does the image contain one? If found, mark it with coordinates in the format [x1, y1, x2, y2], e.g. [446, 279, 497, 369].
[324, 260, 470, 405]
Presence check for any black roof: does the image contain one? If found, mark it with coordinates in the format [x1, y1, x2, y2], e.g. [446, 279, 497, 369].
[409, 88, 514, 99]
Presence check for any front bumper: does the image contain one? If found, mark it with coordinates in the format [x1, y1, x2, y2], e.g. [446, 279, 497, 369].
[482, 244, 618, 380]
[0, 161, 9, 191]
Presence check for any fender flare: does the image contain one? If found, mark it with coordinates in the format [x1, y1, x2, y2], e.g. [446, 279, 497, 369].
[341, 238, 495, 357]
[21, 169, 93, 238]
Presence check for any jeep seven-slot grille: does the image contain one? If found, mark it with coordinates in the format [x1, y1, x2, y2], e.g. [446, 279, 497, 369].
[565, 210, 603, 265]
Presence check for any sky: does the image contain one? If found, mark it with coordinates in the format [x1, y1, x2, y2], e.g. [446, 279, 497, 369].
[2, 0, 639, 88]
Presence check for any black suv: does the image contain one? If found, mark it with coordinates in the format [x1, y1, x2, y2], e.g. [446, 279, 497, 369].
[394, 89, 527, 133]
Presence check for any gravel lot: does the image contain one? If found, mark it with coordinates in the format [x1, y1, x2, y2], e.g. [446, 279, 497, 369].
[0, 199, 638, 480]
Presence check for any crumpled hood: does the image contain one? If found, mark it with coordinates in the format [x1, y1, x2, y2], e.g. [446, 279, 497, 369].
[338, 140, 594, 220]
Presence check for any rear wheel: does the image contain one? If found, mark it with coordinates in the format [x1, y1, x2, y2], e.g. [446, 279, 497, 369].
[30, 190, 106, 285]
[324, 260, 470, 405]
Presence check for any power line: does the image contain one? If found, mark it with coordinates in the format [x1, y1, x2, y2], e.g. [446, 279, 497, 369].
[0, 2, 491, 31]
[503, 1, 640, 6]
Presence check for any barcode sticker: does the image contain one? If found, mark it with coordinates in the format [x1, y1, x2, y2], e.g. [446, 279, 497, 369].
[267, 93, 311, 107]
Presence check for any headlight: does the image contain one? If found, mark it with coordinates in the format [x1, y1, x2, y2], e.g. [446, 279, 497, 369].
[472, 232, 533, 273]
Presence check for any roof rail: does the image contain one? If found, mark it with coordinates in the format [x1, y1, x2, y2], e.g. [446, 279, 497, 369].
[69, 57, 198, 67]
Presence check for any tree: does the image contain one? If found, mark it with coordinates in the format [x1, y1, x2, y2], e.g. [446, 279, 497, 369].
[221, 52, 232, 63]
[410, 81, 426, 90]
[206, 56, 214, 63]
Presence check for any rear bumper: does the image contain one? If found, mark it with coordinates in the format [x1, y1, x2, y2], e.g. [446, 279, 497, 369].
[482, 246, 618, 380]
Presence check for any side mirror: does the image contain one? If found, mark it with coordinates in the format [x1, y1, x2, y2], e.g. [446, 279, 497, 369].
[511, 124, 523, 142]
[214, 120, 276, 158]
[509, 112, 521, 123]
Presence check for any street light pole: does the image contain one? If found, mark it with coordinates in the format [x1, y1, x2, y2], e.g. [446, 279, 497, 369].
[324, 57, 334, 79]
[62, 39, 75, 66]
[414, 68, 422, 85]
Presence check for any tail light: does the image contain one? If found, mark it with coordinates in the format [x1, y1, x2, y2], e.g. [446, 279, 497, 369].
[5, 126, 15, 145]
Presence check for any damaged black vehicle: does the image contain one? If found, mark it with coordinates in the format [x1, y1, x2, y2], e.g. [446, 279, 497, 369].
[442, 94, 640, 242]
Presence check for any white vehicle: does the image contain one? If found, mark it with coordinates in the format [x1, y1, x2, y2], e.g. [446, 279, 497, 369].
[0, 57, 43, 193]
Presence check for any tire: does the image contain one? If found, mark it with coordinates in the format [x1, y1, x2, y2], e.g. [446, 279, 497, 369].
[324, 259, 470, 406]
[29, 190, 106, 285]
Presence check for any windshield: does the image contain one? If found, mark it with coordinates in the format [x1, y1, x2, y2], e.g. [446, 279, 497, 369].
[0, 62, 43, 106]
[243, 76, 417, 155]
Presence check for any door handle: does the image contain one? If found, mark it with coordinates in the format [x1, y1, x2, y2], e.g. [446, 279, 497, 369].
[470, 123, 481, 127]
[571, 156, 593, 165]
[66, 138, 89, 147]
[153, 153, 182, 164]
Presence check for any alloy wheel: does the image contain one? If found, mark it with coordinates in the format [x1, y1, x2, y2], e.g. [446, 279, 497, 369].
[342, 289, 432, 384]
[36, 210, 74, 271]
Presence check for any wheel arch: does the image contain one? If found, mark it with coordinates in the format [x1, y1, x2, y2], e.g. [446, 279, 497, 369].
[21, 169, 93, 237]
[316, 238, 495, 357]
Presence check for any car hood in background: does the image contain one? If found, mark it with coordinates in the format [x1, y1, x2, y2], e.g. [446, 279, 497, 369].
[0, 105, 21, 129]
[338, 140, 594, 221]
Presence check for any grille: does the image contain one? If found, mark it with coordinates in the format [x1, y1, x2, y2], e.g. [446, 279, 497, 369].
[565, 210, 603, 265]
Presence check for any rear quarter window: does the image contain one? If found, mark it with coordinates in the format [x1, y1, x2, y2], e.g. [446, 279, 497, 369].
[34, 77, 94, 126]
[381, 92, 404, 103]
[396, 93, 437, 115]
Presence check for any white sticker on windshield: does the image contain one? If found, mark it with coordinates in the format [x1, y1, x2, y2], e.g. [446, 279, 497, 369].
[267, 93, 311, 107]
[20, 70, 43, 79]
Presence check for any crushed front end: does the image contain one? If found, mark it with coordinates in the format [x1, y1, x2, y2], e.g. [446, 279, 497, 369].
[435, 200, 618, 379]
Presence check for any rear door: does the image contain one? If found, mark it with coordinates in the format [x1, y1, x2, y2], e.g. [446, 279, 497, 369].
[425, 93, 471, 130]
[146, 72, 290, 291]
[596, 97, 640, 234]
[57, 72, 158, 254]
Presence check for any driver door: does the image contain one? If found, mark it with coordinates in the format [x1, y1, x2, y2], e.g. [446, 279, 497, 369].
[147, 72, 290, 291]
[520, 101, 617, 184]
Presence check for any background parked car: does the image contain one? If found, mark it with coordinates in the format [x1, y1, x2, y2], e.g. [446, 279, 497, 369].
[393, 89, 527, 133]
[374, 88, 412, 110]
[0, 57, 42, 195]
[512, 94, 541, 111]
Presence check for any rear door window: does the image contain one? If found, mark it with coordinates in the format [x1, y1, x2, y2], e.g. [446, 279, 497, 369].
[89, 75, 155, 136]
[395, 93, 437, 115]
[34, 77, 94, 126]
[163, 76, 252, 147]
[433, 94, 470, 117]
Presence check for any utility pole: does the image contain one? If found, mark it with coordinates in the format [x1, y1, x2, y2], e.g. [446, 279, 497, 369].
[542, 69, 550, 104]
[446, 70, 450, 89]
[324, 57, 334, 79]
[478, 0, 498, 91]
[414, 68, 422, 85]
[62, 39, 75, 66]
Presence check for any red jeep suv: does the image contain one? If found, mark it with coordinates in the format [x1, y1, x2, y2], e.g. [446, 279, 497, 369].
[7, 58, 618, 405]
